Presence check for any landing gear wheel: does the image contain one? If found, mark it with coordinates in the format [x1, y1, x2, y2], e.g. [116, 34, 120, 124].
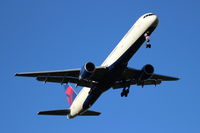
[124, 93, 128, 97]
[121, 88, 130, 97]
[125, 88, 129, 97]
[121, 92, 124, 97]
[146, 44, 151, 48]
[121, 88, 125, 97]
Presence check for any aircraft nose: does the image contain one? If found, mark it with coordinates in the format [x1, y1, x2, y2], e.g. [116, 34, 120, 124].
[151, 15, 159, 27]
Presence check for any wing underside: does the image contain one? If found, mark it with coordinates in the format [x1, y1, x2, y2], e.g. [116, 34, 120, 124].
[112, 67, 179, 89]
[15, 66, 178, 89]
[15, 66, 107, 87]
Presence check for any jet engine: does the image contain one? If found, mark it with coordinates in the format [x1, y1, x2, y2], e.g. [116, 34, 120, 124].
[79, 62, 95, 80]
[138, 64, 154, 81]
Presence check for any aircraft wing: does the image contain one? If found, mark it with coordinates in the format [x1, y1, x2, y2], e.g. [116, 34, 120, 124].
[112, 67, 179, 89]
[15, 69, 80, 77]
[15, 66, 107, 87]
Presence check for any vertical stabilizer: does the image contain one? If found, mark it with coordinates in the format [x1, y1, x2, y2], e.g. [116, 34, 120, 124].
[64, 84, 77, 106]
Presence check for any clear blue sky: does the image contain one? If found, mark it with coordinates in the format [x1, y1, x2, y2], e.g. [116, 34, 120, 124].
[0, 0, 199, 132]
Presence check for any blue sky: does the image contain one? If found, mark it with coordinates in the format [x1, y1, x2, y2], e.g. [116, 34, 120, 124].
[0, 0, 200, 132]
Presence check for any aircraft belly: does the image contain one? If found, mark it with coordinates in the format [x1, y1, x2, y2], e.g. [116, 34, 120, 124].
[102, 17, 158, 67]
[102, 23, 148, 66]
[69, 87, 90, 117]
[68, 15, 160, 119]
[82, 70, 121, 110]
[69, 74, 116, 118]
[83, 92, 102, 110]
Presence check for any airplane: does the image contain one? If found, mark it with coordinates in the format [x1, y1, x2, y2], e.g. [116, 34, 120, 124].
[15, 13, 179, 119]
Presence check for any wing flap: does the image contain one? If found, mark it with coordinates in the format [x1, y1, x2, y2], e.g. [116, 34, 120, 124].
[36, 76, 96, 87]
[137, 79, 162, 86]
[121, 67, 179, 81]
[112, 80, 136, 89]
[112, 67, 179, 89]
[15, 66, 107, 86]
[112, 79, 162, 89]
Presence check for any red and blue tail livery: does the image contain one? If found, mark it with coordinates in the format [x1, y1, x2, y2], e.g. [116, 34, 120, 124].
[64, 84, 76, 106]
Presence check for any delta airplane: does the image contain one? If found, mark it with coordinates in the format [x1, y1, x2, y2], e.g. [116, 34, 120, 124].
[15, 13, 179, 119]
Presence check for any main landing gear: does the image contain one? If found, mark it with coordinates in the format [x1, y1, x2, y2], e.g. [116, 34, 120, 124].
[144, 32, 151, 48]
[121, 86, 130, 97]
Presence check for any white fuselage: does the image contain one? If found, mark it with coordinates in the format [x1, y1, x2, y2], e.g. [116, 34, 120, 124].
[68, 13, 159, 119]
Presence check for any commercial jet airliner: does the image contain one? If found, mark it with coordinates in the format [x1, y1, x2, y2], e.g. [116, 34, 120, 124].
[15, 13, 179, 119]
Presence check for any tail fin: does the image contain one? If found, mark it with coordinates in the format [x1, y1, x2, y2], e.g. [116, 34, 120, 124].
[64, 84, 77, 106]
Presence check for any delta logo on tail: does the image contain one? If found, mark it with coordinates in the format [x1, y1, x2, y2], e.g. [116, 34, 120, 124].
[64, 84, 76, 106]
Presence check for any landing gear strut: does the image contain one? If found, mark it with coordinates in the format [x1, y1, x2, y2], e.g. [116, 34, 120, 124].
[121, 86, 130, 97]
[144, 32, 151, 48]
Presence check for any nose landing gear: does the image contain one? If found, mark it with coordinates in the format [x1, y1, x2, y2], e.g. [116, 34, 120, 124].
[146, 43, 151, 48]
[144, 32, 151, 48]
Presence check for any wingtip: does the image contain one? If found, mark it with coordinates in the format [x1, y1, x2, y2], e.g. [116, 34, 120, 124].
[14, 73, 32, 77]
[14, 73, 19, 76]
[97, 112, 101, 116]
[37, 111, 42, 115]
[15, 73, 24, 76]
[175, 77, 180, 81]
[37, 111, 46, 115]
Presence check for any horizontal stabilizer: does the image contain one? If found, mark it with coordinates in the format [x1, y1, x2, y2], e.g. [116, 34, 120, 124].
[37, 109, 101, 116]
[80, 110, 101, 116]
[38, 109, 70, 115]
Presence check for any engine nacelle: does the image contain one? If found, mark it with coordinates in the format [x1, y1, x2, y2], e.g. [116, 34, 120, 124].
[79, 62, 95, 80]
[139, 64, 154, 81]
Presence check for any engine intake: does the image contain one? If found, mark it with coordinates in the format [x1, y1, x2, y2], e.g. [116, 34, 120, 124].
[79, 62, 95, 80]
[139, 64, 154, 81]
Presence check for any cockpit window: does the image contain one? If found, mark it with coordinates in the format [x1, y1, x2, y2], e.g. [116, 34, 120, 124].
[143, 13, 154, 18]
